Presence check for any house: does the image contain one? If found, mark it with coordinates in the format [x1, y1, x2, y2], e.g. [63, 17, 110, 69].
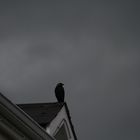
[0, 92, 77, 140]
[0, 93, 54, 140]
[18, 102, 77, 140]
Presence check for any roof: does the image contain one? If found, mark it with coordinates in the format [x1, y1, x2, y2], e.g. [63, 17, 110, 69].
[17, 102, 64, 128]
[0, 93, 54, 140]
[17, 102, 78, 140]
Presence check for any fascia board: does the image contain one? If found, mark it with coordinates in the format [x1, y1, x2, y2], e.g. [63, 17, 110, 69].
[63, 103, 78, 140]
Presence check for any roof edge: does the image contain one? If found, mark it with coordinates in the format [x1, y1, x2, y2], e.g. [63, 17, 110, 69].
[64, 102, 78, 140]
[0, 93, 55, 140]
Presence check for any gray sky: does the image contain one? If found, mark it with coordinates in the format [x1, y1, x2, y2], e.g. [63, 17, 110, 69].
[0, 1, 140, 140]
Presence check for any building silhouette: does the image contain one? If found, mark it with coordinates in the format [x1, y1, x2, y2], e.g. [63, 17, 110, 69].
[0, 93, 77, 140]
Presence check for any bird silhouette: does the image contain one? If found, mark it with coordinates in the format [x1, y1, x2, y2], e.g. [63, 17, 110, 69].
[55, 83, 65, 102]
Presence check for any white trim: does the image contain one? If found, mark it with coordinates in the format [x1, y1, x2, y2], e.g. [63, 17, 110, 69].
[0, 93, 54, 140]
[46, 105, 75, 140]
[53, 119, 71, 139]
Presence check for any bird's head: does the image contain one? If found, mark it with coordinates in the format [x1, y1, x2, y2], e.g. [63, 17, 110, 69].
[57, 83, 64, 86]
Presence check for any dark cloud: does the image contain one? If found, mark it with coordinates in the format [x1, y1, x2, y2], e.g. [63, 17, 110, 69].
[0, 1, 140, 140]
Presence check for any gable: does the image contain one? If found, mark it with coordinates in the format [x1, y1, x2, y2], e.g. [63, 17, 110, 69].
[46, 105, 76, 140]
[17, 102, 77, 140]
[0, 93, 54, 140]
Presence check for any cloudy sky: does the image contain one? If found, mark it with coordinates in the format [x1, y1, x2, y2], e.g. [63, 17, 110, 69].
[0, 1, 140, 140]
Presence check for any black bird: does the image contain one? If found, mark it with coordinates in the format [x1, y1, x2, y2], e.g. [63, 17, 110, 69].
[55, 83, 65, 102]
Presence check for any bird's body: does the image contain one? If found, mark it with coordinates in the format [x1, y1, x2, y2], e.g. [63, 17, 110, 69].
[55, 83, 65, 102]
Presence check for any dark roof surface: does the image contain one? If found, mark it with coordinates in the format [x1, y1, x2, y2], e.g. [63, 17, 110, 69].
[17, 102, 77, 140]
[17, 102, 64, 127]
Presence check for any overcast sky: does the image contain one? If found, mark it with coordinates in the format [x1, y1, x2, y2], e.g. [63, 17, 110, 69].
[0, 1, 140, 140]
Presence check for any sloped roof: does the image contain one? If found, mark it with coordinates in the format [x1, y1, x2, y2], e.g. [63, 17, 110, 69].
[17, 102, 64, 128]
[0, 93, 54, 140]
[17, 102, 77, 140]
